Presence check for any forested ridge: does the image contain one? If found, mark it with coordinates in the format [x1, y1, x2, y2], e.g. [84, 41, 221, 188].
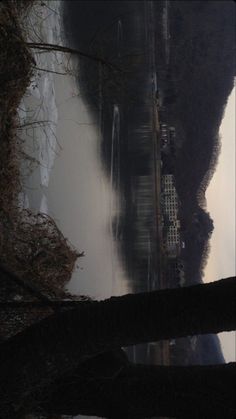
[160, 0, 235, 283]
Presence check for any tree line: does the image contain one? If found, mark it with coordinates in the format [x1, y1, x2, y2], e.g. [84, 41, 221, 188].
[161, 0, 235, 283]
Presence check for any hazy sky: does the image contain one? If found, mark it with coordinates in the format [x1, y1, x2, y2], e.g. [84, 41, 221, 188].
[204, 84, 235, 362]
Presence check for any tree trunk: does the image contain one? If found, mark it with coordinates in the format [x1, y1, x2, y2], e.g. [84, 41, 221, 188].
[45, 362, 236, 418]
[0, 277, 235, 417]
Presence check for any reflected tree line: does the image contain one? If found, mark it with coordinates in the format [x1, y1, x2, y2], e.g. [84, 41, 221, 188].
[64, 1, 161, 287]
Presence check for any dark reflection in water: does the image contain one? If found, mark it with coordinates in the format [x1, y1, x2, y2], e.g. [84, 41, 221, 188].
[64, 0, 159, 281]
[63, 0, 161, 363]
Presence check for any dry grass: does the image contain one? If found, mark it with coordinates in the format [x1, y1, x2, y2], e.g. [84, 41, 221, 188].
[0, 1, 81, 301]
[0, 210, 80, 293]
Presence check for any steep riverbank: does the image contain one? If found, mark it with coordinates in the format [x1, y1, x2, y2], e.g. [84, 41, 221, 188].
[0, 0, 80, 340]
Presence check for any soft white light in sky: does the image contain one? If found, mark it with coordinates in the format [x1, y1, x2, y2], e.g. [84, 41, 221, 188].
[205, 84, 235, 362]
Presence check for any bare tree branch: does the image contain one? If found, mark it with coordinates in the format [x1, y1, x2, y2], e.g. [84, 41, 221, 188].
[27, 42, 122, 72]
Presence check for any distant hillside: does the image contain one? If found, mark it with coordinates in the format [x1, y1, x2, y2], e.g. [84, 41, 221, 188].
[171, 334, 225, 365]
[158, 0, 235, 283]
[195, 334, 226, 365]
[169, 0, 235, 195]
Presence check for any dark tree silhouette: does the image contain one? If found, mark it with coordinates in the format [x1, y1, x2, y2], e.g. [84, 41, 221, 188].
[0, 277, 235, 418]
[45, 361, 236, 418]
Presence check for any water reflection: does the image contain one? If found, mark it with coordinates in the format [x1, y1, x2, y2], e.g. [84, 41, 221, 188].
[45, 74, 130, 299]
[63, 0, 161, 295]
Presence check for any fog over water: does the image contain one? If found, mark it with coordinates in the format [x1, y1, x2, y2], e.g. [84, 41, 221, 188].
[62, 0, 164, 296]
[46, 73, 130, 299]
[19, 0, 131, 299]
[21, 64, 131, 299]
[19, 0, 163, 301]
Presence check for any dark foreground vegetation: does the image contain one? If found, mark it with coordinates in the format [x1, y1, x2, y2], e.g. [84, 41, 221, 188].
[0, 276, 235, 418]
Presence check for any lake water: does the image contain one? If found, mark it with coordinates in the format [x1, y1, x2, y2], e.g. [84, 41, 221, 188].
[19, 0, 161, 301]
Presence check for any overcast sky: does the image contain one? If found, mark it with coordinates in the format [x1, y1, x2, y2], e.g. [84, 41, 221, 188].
[204, 84, 235, 362]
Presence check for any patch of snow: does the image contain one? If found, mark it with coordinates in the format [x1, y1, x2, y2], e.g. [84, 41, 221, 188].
[39, 193, 48, 214]
[17, 1, 64, 192]
[18, 191, 30, 209]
